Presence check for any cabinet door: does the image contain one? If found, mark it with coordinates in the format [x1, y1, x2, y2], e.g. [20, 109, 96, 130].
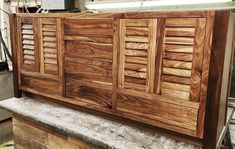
[118, 19, 157, 93]
[117, 18, 207, 137]
[18, 17, 63, 96]
[64, 18, 115, 108]
[38, 18, 61, 76]
[18, 17, 39, 72]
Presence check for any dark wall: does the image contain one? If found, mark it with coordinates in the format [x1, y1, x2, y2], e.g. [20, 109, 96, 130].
[231, 49, 235, 97]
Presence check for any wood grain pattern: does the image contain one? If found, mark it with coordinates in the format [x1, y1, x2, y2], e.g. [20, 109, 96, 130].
[13, 118, 100, 149]
[12, 12, 232, 144]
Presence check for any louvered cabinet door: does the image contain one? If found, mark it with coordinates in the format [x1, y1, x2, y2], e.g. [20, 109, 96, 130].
[18, 18, 39, 72]
[39, 18, 60, 76]
[160, 18, 206, 102]
[117, 18, 207, 137]
[63, 18, 115, 108]
[118, 19, 157, 93]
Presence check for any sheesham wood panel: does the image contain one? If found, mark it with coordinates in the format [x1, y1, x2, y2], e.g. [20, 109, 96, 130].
[11, 11, 234, 149]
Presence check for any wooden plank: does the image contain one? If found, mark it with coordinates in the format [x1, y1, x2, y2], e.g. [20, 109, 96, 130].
[117, 93, 197, 130]
[23, 50, 34, 55]
[125, 19, 149, 27]
[44, 48, 57, 54]
[161, 88, 190, 100]
[65, 28, 113, 37]
[162, 81, 190, 92]
[43, 42, 57, 48]
[146, 19, 157, 93]
[165, 27, 195, 37]
[190, 18, 206, 102]
[21, 75, 62, 95]
[163, 59, 192, 69]
[166, 18, 196, 27]
[21, 24, 33, 29]
[124, 82, 146, 92]
[164, 52, 193, 62]
[24, 55, 35, 61]
[125, 42, 149, 50]
[165, 37, 194, 45]
[165, 44, 193, 53]
[65, 61, 112, 83]
[162, 75, 191, 85]
[125, 27, 148, 36]
[118, 19, 126, 87]
[125, 49, 147, 57]
[125, 56, 147, 65]
[163, 67, 192, 77]
[124, 70, 146, 79]
[64, 36, 113, 44]
[22, 35, 34, 40]
[125, 63, 146, 72]
[65, 41, 113, 60]
[125, 36, 148, 43]
[66, 78, 112, 108]
[43, 37, 56, 42]
[22, 29, 33, 35]
[43, 31, 56, 37]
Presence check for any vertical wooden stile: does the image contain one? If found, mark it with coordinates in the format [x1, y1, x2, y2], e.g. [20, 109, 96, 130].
[190, 18, 206, 102]
[146, 19, 157, 93]
[118, 20, 126, 88]
[112, 19, 119, 110]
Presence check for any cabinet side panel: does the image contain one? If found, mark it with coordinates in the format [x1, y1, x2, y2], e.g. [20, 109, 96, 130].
[203, 11, 230, 149]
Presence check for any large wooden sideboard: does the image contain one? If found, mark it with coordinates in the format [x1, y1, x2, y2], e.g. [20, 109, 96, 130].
[9, 11, 235, 149]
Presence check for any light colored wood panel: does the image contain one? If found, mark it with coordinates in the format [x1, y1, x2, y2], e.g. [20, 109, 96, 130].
[64, 36, 113, 44]
[125, 63, 146, 72]
[24, 60, 35, 65]
[125, 42, 149, 50]
[23, 50, 34, 55]
[43, 37, 56, 42]
[161, 88, 190, 100]
[44, 53, 57, 59]
[162, 81, 190, 92]
[23, 39, 34, 45]
[125, 49, 147, 57]
[23, 45, 34, 50]
[163, 67, 192, 77]
[165, 37, 194, 45]
[43, 31, 56, 36]
[165, 44, 193, 53]
[23, 35, 34, 40]
[21, 24, 33, 29]
[125, 27, 148, 36]
[124, 82, 146, 92]
[44, 48, 57, 54]
[162, 75, 191, 85]
[125, 56, 147, 65]
[163, 59, 192, 69]
[125, 36, 149, 43]
[164, 52, 193, 62]
[24, 55, 35, 61]
[125, 19, 149, 27]
[165, 27, 195, 37]
[124, 70, 146, 79]
[166, 18, 196, 27]
[43, 42, 57, 48]
[44, 59, 57, 65]
[22, 29, 33, 35]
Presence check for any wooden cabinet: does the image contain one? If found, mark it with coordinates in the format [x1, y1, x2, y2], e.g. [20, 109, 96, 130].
[10, 11, 235, 149]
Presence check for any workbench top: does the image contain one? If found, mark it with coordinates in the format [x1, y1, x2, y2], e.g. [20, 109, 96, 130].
[0, 97, 198, 149]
